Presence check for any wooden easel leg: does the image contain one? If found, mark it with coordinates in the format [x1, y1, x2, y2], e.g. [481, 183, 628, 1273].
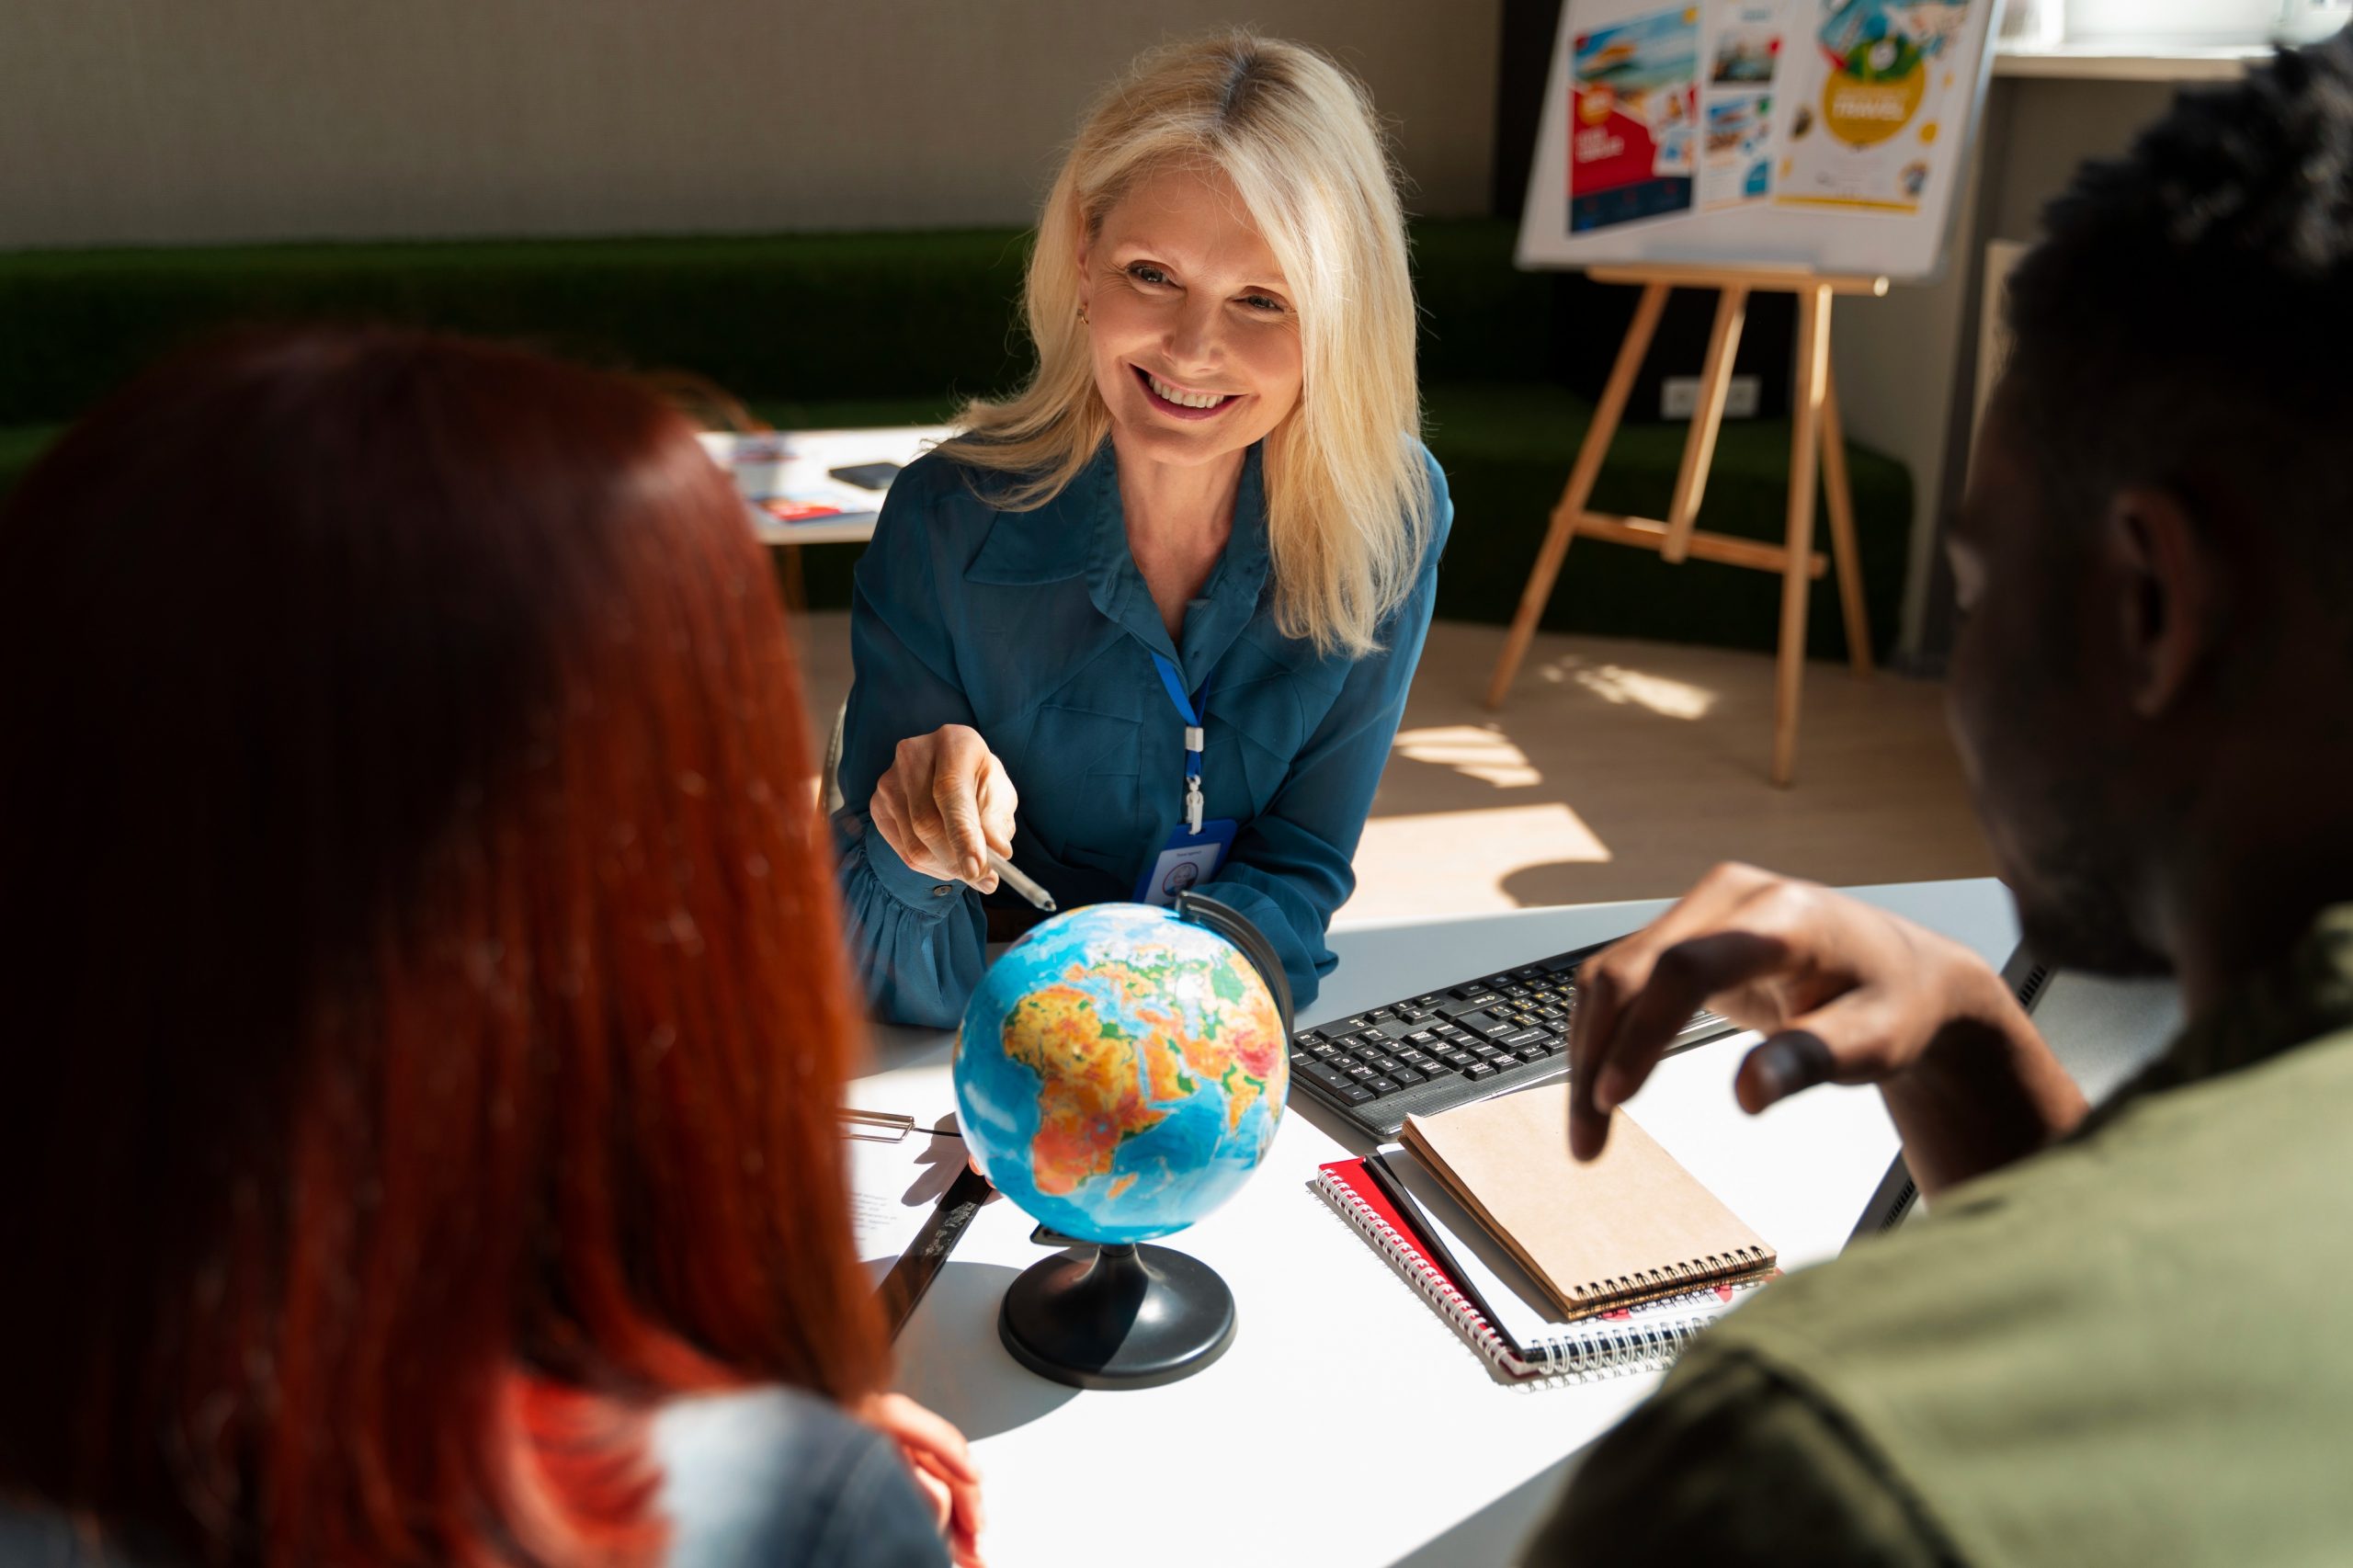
[1663, 285, 1749, 562]
[1484, 282, 1672, 710]
[1818, 364, 1873, 677]
[1774, 287, 1833, 788]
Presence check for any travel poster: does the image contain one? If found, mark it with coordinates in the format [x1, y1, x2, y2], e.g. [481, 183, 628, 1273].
[1697, 0, 1780, 209]
[1568, 6, 1700, 233]
[1776, 0, 1972, 213]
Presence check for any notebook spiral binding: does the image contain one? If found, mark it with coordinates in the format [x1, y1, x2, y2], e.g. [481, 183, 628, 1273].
[1575, 1245, 1775, 1308]
[1314, 1172, 1722, 1385]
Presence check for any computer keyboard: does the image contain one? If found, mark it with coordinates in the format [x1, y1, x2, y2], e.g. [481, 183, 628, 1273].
[1285, 937, 1737, 1140]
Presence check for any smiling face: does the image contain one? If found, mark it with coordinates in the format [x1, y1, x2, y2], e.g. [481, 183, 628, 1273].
[1076, 163, 1304, 472]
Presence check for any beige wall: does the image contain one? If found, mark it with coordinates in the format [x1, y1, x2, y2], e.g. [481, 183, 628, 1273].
[1833, 73, 2186, 655]
[1, 0, 1501, 249]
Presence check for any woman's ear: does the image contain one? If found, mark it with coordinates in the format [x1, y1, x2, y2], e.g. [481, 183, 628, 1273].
[1074, 241, 1093, 320]
[2106, 485, 2217, 719]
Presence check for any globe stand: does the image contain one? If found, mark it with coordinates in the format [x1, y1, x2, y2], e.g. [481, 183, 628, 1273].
[998, 1242, 1235, 1390]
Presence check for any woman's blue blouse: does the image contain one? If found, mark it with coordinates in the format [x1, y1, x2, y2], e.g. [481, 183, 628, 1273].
[832, 438, 1450, 1028]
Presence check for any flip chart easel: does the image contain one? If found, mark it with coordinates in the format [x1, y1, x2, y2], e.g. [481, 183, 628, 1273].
[1483, 261, 1886, 788]
[1498, 0, 2001, 785]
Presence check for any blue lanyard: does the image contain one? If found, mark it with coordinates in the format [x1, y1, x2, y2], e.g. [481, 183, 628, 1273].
[1151, 653, 1208, 835]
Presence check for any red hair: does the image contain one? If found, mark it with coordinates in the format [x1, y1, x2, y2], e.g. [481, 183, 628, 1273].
[0, 328, 888, 1564]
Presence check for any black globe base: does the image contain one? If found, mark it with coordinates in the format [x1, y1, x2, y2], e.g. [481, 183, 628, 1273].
[998, 1242, 1236, 1390]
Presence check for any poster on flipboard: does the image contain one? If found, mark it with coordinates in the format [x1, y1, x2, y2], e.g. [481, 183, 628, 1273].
[1521, 0, 2002, 281]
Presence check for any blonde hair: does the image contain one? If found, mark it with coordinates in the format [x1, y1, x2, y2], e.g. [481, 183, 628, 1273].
[938, 30, 1432, 658]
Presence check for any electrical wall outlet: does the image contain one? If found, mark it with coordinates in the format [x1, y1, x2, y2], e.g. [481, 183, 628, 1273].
[1661, 374, 1761, 420]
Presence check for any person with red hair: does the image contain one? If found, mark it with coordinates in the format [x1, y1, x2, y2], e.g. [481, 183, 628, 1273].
[0, 327, 983, 1568]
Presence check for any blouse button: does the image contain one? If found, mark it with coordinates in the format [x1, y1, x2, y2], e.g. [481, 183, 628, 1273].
[931, 883, 954, 897]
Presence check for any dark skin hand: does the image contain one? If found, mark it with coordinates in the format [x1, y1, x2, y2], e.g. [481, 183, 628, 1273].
[1568, 862, 2088, 1199]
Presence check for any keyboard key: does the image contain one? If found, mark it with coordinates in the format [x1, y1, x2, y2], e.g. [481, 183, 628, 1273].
[1367, 1007, 1396, 1022]
[1413, 993, 1444, 1008]
[1367, 1076, 1402, 1096]
[1369, 1054, 1404, 1075]
[1465, 1061, 1498, 1081]
[1390, 1067, 1425, 1086]
[1499, 1027, 1551, 1050]
[1304, 1062, 1353, 1092]
[1510, 965, 1547, 982]
[1289, 1050, 1315, 1072]
[1438, 994, 1504, 1017]
[1375, 1017, 1420, 1041]
[1340, 1084, 1375, 1105]
[1351, 1029, 1389, 1049]
[1478, 1022, 1519, 1042]
[1540, 951, 1586, 973]
[1404, 1029, 1438, 1048]
[1516, 1046, 1551, 1063]
[1308, 1040, 1341, 1060]
[1447, 982, 1492, 999]
[1342, 1062, 1376, 1082]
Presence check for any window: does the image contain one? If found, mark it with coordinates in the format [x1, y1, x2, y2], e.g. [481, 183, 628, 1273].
[2010, 0, 2352, 48]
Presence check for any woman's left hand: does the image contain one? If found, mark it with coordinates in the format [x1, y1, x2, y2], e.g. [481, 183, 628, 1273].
[855, 1392, 985, 1567]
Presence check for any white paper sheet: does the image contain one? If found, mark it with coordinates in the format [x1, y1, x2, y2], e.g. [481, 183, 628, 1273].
[847, 1117, 969, 1282]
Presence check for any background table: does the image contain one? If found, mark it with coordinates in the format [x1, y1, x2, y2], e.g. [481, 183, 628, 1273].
[697, 425, 951, 604]
[858, 880, 2020, 1567]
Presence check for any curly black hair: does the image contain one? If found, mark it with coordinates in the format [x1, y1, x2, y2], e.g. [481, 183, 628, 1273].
[2000, 31, 2353, 574]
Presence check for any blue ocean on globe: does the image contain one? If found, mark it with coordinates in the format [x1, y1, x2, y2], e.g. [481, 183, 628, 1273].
[954, 903, 1289, 1244]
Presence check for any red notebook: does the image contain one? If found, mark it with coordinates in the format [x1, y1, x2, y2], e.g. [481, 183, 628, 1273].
[1314, 1155, 1758, 1382]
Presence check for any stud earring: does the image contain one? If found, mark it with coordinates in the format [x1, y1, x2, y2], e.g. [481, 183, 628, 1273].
[1077, 304, 1090, 326]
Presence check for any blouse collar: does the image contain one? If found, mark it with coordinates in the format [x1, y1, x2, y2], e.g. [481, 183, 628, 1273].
[965, 438, 1272, 686]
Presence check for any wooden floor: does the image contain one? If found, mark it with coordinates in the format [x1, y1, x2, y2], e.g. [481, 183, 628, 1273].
[794, 612, 1994, 925]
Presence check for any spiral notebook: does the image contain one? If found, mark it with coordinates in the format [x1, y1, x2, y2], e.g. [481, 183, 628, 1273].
[1400, 1084, 1775, 1319]
[1314, 1153, 1762, 1381]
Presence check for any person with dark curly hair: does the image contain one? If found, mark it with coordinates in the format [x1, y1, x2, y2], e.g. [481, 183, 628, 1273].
[1523, 31, 2353, 1566]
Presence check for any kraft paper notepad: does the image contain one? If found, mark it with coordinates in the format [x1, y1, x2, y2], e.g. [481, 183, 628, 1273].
[1400, 1083, 1775, 1321]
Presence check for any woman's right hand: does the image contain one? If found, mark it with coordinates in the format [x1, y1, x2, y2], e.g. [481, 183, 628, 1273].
[869, 724, 1018, 894]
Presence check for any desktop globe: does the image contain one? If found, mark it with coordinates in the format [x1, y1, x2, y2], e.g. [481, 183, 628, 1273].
[954, 893, 1292, 1387]
[957, 900, 1288, 1242]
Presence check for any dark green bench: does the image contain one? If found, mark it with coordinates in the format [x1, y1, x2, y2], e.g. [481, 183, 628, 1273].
[0, 221, 1905, 659]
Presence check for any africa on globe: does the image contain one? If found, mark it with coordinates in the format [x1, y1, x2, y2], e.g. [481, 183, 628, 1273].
[955, 901, 1289, 1245]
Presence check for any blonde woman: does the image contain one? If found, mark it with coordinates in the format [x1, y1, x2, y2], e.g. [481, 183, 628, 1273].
[835, 30, 1449, 1028]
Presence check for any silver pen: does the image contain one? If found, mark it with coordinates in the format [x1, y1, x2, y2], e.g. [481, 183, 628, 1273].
[985, 849, 1057, 913]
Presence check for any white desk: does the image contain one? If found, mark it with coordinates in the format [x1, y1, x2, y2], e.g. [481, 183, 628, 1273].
[697, 425, 953, 548]
[858, 879, 2018, 1568]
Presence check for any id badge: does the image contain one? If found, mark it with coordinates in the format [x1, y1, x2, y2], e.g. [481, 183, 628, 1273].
[1134, 818, 1237, 907]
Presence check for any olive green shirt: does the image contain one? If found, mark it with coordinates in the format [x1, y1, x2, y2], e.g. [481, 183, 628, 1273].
[1525, 907, 2353, 1567]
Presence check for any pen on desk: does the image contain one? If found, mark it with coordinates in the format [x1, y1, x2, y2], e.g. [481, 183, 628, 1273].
[986, 849, 1057, 913]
